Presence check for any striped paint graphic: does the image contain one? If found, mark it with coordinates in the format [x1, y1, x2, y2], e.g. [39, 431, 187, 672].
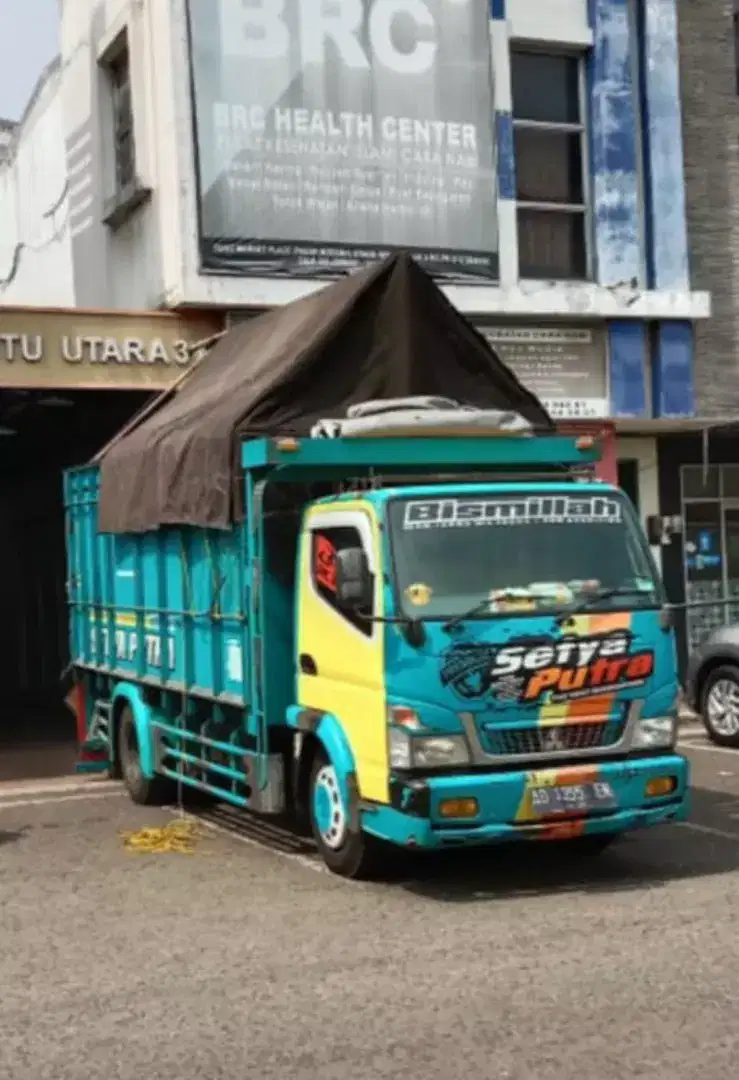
[537, 610, 634, 728]
[516, 610, 637, 836]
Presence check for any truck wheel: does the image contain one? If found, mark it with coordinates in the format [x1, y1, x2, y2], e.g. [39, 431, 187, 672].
[701, 665, 739, 747]
[309, 751, 381, 879]
[119, 706, 175, 806]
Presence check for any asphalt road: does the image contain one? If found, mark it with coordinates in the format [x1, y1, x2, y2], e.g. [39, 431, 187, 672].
[2, 728, 739, 1080]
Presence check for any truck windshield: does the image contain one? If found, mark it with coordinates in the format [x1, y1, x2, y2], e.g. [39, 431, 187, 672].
[387, 489, 661, 620]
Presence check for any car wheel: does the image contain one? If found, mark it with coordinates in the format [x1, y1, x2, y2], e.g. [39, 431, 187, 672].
[700, 664, 739, 747]
[309, 751, 383, 879]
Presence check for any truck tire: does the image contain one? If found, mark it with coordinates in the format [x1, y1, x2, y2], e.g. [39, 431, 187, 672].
[309, 750, 381, 879]
[119, 706, 176, 806]
[700, 664, 739, 747]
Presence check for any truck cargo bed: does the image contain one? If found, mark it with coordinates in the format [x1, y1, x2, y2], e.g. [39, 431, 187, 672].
[64, 467, 251, 706]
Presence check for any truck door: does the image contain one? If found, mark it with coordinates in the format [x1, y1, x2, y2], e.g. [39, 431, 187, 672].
[297, 503, 388, 804]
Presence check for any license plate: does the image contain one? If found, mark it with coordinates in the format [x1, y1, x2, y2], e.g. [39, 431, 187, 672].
[529, 781, 616, 818]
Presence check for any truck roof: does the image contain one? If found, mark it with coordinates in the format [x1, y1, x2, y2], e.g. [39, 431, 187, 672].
[240, 434, 600, 479]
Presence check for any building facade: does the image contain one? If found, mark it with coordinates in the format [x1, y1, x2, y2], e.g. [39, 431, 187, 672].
[0, 118, 15, 166]
[0, 0, 718, 678]
[648, 0, 739, 663]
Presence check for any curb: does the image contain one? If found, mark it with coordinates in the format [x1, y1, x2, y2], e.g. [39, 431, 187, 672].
[0, 776, 120, 802]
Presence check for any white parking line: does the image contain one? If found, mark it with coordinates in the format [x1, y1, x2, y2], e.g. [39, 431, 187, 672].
[168, 808, 328, 874]
[679, 724, 706, 739]
[677, 820, 739, 843]
[680, 739, 739, 757]
[0, 777, 120, 800]
[0, 790, 125, 811]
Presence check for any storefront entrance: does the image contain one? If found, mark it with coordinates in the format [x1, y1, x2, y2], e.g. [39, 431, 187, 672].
[617, 459, 640, 513]
[0, 306, 222, 779]
[657, 434, 739, 674]
[0, 389, 150, 776]
[679, 463, 739, 653]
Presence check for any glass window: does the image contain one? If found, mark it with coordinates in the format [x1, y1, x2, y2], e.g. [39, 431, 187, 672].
[310, 524, 373, 636]
[511, 51, 588, 280]
[684, 502, 725, 651]
[682, 465, 720, 499]
[511, 53, 581, 124]
[722, 465, 739, 497]
[515, 128, 584, 205]
[517, 208, 587, 280]
[107, 44, 136, 196]
[388, 490, 660, 620]
[725, 508, 739, 623]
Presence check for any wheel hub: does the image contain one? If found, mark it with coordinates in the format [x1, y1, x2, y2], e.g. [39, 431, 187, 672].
[312, 764, 347, 850]
[707, 678, 739, 736]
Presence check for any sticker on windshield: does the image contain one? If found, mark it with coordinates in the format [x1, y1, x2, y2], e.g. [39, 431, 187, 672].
[489, 588, 537, 613]
[405, 583, 433, 607]
[403, 496, 622, 530]
[440, 630, 654, 705]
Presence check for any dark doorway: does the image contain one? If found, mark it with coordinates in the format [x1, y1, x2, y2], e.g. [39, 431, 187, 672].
[0, 389, 150, 774]
[618, 458, 640, 514]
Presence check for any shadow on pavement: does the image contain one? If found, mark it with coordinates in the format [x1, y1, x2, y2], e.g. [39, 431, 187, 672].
[0, 827, 26, 847]
[392, 785, 739, 903]
[188, 781, 739, 901]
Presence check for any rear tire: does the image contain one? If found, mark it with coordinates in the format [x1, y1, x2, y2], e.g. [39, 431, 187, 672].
[700, 664, 739, 747]
[119, 706, 175, 806]
[309, 751, 382, 879]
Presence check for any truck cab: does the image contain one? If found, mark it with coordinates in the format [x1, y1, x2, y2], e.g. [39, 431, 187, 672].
[290, 468, 687, 875]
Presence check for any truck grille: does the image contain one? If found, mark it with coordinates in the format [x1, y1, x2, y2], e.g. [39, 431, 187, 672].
[483, 720, 623, 757]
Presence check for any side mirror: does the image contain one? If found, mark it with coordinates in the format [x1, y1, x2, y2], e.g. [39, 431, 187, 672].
[334, 547, 372, 610]
[646, 514, 663, 546]
[646, 513, 683, 546]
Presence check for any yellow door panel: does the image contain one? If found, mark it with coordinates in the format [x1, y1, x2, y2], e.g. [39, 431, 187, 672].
[297, 500, 388, 804]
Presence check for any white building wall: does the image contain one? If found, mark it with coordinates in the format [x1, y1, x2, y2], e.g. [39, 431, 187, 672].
[60, 0, 167, 309]
[617, 435, 661, 568]
[507, 0, 592, 47]
[0, 0, 712, 323]
[0, 63, 74, 307]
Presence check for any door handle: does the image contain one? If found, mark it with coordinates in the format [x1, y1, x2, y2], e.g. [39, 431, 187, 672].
[299, 653, 318, 676]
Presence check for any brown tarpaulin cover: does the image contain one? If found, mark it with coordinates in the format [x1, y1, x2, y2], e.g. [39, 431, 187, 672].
[97, 253, 553, 533]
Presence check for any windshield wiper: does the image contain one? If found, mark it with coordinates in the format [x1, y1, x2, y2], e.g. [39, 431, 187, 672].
[553, 587, 655, 627]
[443, 591, 548, 633]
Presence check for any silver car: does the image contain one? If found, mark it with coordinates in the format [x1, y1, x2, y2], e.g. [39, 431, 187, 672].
[685, 626, 739, 746]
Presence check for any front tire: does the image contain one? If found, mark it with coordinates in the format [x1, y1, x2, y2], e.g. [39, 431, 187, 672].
[309, 751, 381, 879]
[119, 706, 175, 806]
[700, 664, 739, 747]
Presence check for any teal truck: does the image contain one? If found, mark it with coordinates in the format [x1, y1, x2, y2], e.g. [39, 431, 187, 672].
[65, 419, 689, 878]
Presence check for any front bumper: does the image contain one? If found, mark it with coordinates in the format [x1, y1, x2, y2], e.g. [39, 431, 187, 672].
[360, 754, 690, 849]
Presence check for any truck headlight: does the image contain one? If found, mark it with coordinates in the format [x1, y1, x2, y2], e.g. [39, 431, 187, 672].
[632, 716, 677, 750]
[388, 725, 414, 769]
[412, 735, 470, 769]
[387, 710, 471, 770]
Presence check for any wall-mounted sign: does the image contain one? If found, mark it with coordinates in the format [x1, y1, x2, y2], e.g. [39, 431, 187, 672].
[186, 0, 498, 279]
[0, 308, 223, 390]
[477, 324, 609, 420]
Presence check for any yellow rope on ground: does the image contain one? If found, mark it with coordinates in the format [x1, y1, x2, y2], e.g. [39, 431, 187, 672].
[120, 819, 201, 855]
